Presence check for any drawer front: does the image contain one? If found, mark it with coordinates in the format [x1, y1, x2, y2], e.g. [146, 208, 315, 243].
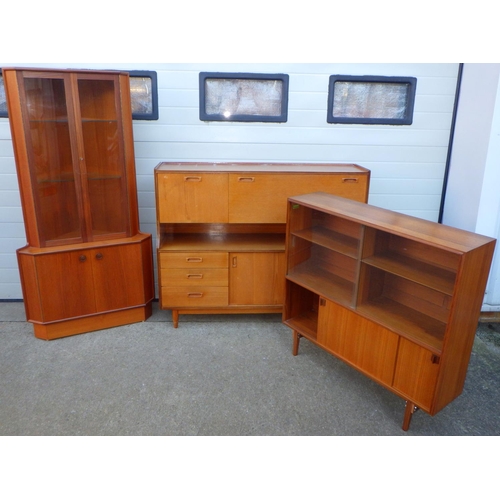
[159, 252, 228, 269]
[161, 267, 228, 287]
[161, 286, 228, 308]
[228, 173, 369, 223]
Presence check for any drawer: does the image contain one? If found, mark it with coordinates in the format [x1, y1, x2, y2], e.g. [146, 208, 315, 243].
[161, 268, 228, 287]
[161, 286, 228, 308]
[159, 252, 228, 269]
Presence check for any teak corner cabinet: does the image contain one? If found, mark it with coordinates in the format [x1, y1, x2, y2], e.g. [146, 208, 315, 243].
[283, 192, 496, 430]
[4, 68, 154, 340]
[154, 162, 370, 327]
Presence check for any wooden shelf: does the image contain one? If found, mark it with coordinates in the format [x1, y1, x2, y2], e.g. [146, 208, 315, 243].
[292, 226, 359, 258]
[284, 311, 318, 341]
[363, 252, 456, 295]
[287, 261, 354, 308]
[357, 297, 445, 354]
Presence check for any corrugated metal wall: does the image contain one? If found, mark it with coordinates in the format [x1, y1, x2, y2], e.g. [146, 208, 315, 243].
[0, 62, 460, 299]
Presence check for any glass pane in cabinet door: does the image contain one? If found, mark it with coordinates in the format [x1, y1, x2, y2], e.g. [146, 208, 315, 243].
[23, 77, 82, 244]
[78, 78, 128, 238]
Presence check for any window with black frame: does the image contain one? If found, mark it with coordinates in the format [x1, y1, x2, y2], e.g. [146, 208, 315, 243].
[327, 75, 417, 125]
[199, 72, 289, 122]
[128, 70, 159, 120]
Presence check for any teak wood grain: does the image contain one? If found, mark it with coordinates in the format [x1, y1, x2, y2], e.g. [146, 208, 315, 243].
[4, 68, 154, 339]
[155, 163, 370, 327]
[283, 192, 496, 430]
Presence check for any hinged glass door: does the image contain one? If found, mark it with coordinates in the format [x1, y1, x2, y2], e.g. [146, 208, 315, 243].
[21, 73, 84, 246]
[76, 75, 130, 240]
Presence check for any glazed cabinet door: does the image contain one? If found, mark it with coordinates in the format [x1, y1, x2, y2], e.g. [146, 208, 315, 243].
[317, 299, 399, 386]
[8, 72, 84, 247]
[229, 252, 286, 305]
[75, 75, 132, 240]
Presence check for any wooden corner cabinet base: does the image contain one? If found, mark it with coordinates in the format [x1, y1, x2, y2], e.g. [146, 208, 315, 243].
[31, 303, 153, 341]
[18, 234, 155, 340]
[283, 192, 496, 431]
[155, 162, 370, 327]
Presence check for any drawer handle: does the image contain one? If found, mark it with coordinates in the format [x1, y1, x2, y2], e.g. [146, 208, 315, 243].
[186, 257, 203, 263]
[238, 177, 255, 182]
[184, 176, 202, 182]
[187, 274, 203, 279]
[342, 177, 359, 183]
[187, 293, 203, 298]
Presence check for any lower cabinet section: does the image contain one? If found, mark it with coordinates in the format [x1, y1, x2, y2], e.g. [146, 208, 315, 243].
[284, 285, 450, 429]
[160, 247, 285, 327]
[17, 233, 155, 340]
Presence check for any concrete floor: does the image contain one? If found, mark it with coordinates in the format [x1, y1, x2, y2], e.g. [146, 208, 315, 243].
[1, 300, 499, 436]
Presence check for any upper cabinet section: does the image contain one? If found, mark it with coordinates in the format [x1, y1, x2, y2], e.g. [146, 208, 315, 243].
[155, 163, 370, 225]
[3, 68, 140, 247]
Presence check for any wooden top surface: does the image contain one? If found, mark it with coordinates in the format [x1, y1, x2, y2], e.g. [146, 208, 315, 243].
[154, 162, 369, 174]
[289, 192, 496, 253]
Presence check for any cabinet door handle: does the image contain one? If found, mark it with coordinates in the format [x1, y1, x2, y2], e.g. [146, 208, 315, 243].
[431, 354, 440, 364]
[187, 292, 203, 298]
[95, 252, 103, 260]
[187, 274, 203, 279]
[232, 256, 237, 268]
[342, 177, 359, 183]
[79, 255, 87, 262]
[186, 257, 203, 263]
[237, 177, 255, 182]
[184, 176, 202, 182]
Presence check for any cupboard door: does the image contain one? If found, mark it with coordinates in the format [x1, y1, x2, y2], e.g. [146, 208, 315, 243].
[229, 173, 368, 223]
[33, 250, 97, 322]
[91, 243, 147, 312]
[229, 252, 286, 305]
[76, 76, 130, 239]
[317, 300, 398, 386]
[20, 74, 84, 246]
[393, 338, 440, 411]
[156, 173, 229, 223]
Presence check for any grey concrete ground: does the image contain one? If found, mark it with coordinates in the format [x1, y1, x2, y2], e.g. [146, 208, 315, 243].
[1, 301, 499, 436]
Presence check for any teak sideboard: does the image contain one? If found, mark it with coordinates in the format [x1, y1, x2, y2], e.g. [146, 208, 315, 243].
[154, 162, 370, 327]
[4, 68, 155, 340]
[283, 192, 496, 430]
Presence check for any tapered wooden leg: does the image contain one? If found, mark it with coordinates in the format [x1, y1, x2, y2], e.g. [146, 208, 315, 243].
[172, 310, 179, 328]
[402, 401, 417, 431]
[292, 331, 302, 356]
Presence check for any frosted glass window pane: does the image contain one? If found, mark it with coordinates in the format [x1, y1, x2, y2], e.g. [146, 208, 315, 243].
[130, 76, 153, 115]
[333, 81, 409, 119]
[0, 75, 8, 116]
[205, 78, 283, 117]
